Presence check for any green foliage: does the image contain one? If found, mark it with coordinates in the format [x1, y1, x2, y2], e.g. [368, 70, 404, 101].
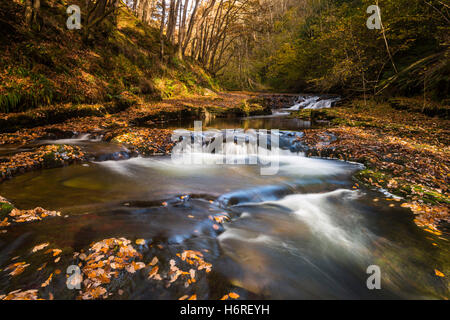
[227, 0, 449, 101]
[0, 72, 56, 113]
[0, 202, 14, 219]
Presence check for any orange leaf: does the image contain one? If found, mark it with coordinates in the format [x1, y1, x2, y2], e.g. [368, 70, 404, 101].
[229, 292, 240, 299]
[435, 269, 445, 277]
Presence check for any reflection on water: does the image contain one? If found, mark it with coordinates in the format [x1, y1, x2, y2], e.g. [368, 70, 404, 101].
[158, 112, 313, 131]
[0, 103, 448, 300]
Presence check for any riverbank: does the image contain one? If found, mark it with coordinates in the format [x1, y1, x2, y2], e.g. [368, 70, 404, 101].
[294, 98, 449, 230]
[0, 91, 269, 223]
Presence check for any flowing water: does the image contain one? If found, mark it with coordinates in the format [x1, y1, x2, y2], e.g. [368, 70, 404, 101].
[0, 97, 448, 300]
[286, 95, 341, 111]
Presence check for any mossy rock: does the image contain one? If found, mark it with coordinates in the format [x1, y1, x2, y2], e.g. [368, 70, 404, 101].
[410, 185, 450, 205]
[229, 101, 271, 117]
[292, 109, 337, 122]
[0, 202, 14, 219]
[355, 169, 449, 206]
[205, 105, 227, 115]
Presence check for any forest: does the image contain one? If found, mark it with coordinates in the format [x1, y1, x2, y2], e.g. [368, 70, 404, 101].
[0, 0, 448, 302]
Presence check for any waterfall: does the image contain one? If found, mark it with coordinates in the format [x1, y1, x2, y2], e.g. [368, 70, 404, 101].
[287, 96, 341, 111]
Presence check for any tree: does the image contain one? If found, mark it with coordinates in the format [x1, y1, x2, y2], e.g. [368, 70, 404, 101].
[160, 0, 166, 58]
[82, 0, 122, 44]
[25, 0, 43, 31]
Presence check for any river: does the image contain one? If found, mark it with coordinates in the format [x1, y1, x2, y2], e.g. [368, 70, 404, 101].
[0, 96, 448, 300]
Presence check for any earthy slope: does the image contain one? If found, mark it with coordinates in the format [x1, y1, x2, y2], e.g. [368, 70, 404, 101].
[0, 0, 219, 114]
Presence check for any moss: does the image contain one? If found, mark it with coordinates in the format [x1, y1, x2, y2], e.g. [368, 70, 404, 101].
[230, 101, 270, 117]
[0, 202, 14, 219]
[205, 105, 227, 115]
[292, 109, 337, 122]
[355, 169, 449, 206]
[355, 169, 389, 186]
[410, 185, 450, 205]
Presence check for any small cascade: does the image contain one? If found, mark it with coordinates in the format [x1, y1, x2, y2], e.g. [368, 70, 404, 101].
[287, 95, 341, 111]
[173, 129, 307, 160]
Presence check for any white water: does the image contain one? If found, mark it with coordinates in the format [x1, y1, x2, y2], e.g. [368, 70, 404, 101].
[2, 113, 447, 300]
[266, 190, 364, 250]
[287, 96, 341, 110]
[39, 133, 103, 145]
[98, 130, 358, 179]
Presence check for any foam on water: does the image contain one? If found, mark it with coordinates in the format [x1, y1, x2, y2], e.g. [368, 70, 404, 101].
[287, 96, 341, 111]
[223, 189, 367, 254]
[218, 229, 277, 244]
[269, 189, 363, 249]
[39, 134, 93, 145]
[97, 129, 360, 182]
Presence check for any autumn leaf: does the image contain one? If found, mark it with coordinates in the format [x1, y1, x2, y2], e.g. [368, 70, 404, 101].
[135, 239, 146, 245]
[52, 249, 62, 256]
[148, 266, 159, 279]
[37, 262, 47, 271]
[149, 256, 159, 266]
[434, 269, 445, 277]
[6, 262, 30, 277]
[32, 243, 49, 253]
[41, 273, 53, 287]
[229, 292, 240, 299]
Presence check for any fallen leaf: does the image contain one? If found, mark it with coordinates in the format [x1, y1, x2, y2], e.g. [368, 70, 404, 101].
[435, 269, 445, 277]
[149, 256, 159, 266]
[32, 243, 49, 253]
[229, 292, 240, 299]
[148, 266, 159, 279]
[136, 239, 146, 245]
[41, 273, 53, 287]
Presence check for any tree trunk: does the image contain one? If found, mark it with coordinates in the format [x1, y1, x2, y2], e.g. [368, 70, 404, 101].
[160, 0, 166, 59]
[25, 0, 41, 30]
[182, 0, 200, 56]
[177, 0, 189, 59]
[166, 0, 176, 42]
[25, 0, 33, 27]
